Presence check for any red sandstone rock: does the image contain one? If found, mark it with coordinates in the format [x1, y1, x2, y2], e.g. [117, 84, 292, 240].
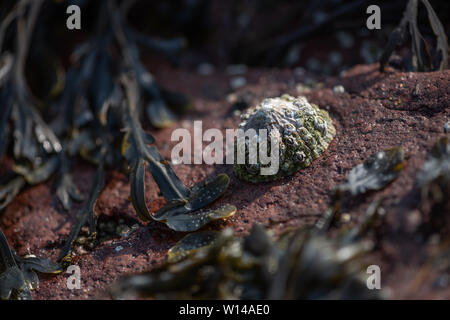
[1, 63, 449, 299]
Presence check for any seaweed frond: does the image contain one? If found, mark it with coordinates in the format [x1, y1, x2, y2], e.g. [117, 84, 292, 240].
[380, 0, 449, 72]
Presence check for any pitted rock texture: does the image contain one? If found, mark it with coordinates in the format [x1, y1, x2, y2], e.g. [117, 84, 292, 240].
[0, 63, 449, 299]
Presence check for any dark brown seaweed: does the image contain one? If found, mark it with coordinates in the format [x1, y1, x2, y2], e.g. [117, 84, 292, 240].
[1, 227, 61, 300]
[379, 0, 449, 72]
[0, 0, 235, 279]
[111, 209, 384, 300]
[338, 147, 404, 196]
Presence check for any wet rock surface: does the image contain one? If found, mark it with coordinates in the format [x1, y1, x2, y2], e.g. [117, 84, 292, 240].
[1, 63, 449, 299]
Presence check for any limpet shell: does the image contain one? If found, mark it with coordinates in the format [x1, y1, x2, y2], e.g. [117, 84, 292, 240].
[233, 94, 336, 182]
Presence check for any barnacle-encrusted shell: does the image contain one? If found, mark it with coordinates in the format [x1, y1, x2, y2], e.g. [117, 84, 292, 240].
[233, 94, 336, 182]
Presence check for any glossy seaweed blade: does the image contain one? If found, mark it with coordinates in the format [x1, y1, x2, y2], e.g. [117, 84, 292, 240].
[160, 88, 191, 115]
[340, 201, 386, 245]
[126, 38, 176, 129]
[54, 156, 85, 211]
[379, 24, 407, 72]
[112, 220, 382, 300]
[155, 204, 236, 232]
[127, 29, 186, 63]
[0, 54, 13, 85]
[58, 161, 105, 263]
[186, 174, 231, 211]
[121, 123, 190, 213]
[146, 99, 177, 129]
[129, 159, 152, 222]
[1, 226, 62, 300]
[145, 145, 190, 201]
[407, 0, 433, 71]
[121, 74, 190, 202]
[0, 176, 26, 211]
[0, 83, 13, 161]
[13, 155, 59, 185]
[11, 103, 37, 161]
[339, 147, 404, 196]
[417, 137, 450, 215]
[153, 174, 235, 232]
[267, 232, 375, 299]
[3, 154, 64, 211]
[14, 255, 62, 275]
[13, 101, 62, 159]
[0, 266, 28, 300]
[421, 0, 449, 70]
[91, 49, 114, 115]
[379, 0, 449, 72]
[0, 227, 26, 300]
[14, 254, 62, 292]
[124, 128, 236, 231]
[168, 231, 220, 263]
[418, 137, 450, 189]
[153, 173, 231, 218]
[110, 229, 235, 299]
[120, 73, 235, 230]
